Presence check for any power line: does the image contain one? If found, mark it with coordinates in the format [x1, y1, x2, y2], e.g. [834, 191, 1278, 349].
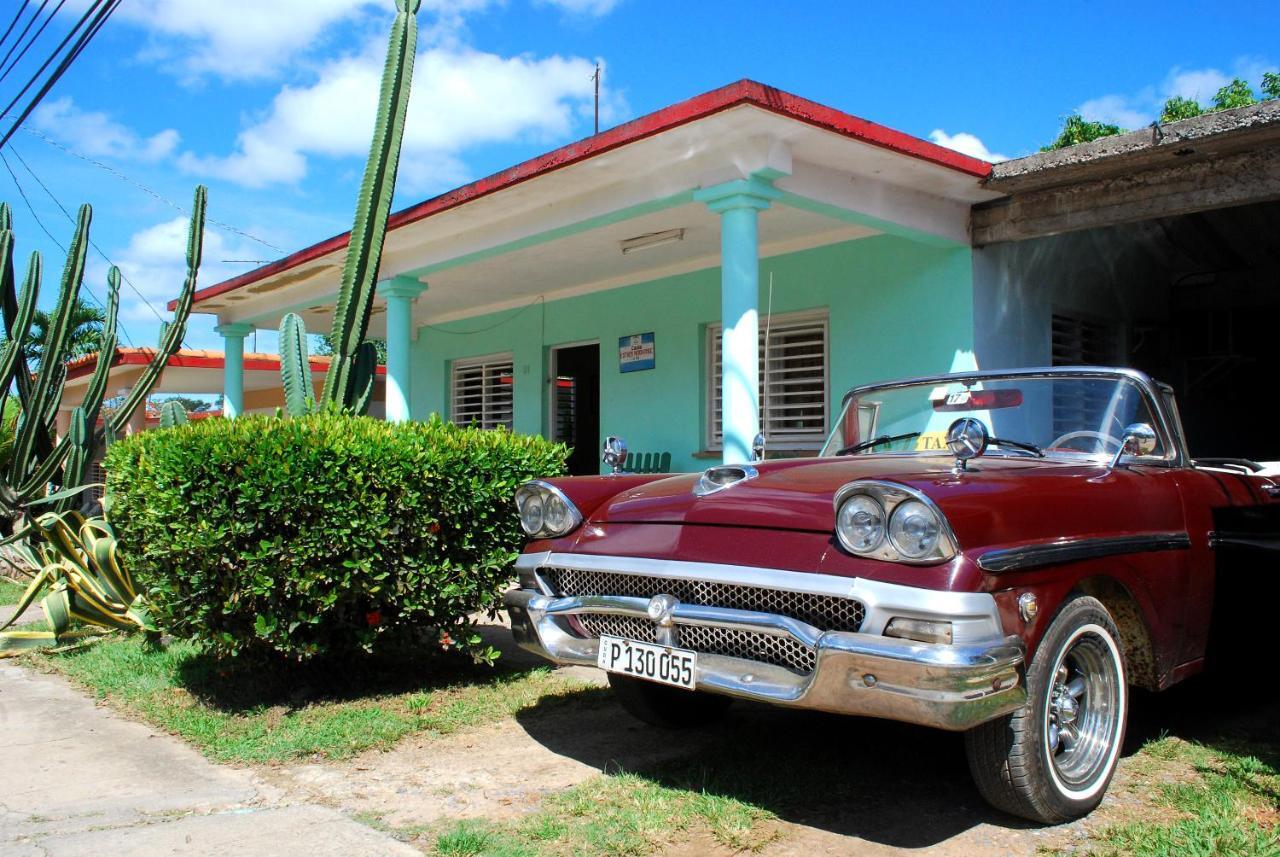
[0, 149, 137, 347]
[23, 126, 285, 253]
[0, 1, 67, 86]
[0, 4, 33, 57]
[0, 0, 121, 151]
[0, 1, 42, 78]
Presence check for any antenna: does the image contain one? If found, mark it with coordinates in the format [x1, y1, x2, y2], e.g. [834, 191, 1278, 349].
[592, 62, 601, 134]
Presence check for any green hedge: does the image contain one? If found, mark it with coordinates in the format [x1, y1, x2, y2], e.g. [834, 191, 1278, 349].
[105, 413, 565, 660]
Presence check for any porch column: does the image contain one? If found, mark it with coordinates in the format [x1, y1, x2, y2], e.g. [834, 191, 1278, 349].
[215, 321, 253, 417]
[378, 276, 427, 422]
[695, 178, 779, 464]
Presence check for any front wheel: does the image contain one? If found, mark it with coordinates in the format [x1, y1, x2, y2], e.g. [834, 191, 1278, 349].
[607, 673, 732, 728]
[965, 595, 1128, 823]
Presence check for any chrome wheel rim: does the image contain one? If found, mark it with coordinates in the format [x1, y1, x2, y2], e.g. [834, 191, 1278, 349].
[1044, 629, 1122, 792]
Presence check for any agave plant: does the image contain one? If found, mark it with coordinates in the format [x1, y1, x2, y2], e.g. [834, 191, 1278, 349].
[0, 510, 152, 656]
[316, 0, 420, 413]
[0, 187, 205, 651]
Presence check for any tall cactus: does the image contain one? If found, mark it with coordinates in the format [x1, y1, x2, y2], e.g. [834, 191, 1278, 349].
[0, 185, 207, 532]
[278, 312, 312, 418]
[320, 0, 420, 410]
[159, 400, 188, 429]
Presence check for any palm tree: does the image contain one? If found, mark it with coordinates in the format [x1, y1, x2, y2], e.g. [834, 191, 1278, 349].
[22, 297, 105, 367]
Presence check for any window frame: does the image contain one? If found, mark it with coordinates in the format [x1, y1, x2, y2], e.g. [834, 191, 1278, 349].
[705, 309, 830, 452]
[449, 352, 515, 430]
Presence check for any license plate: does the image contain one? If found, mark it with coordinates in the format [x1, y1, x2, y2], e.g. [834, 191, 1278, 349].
[597, 635, 697, 690]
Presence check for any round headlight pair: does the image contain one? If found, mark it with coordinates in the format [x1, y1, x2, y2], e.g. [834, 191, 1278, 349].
[514, 481, 582, 538]
[835, 482, 955, 563]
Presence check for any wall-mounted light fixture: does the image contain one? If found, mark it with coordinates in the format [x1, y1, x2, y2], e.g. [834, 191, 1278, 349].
[619, 228, 685, 255]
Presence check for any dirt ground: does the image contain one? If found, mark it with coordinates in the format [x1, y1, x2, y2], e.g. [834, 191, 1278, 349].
[252, 620, 1261, 856]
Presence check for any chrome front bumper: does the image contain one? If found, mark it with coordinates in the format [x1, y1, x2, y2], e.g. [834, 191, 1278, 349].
[504, 554, 1027, 732]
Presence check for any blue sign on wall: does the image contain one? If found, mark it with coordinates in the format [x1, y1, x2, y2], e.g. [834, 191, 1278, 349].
[619, 332, 655, 373]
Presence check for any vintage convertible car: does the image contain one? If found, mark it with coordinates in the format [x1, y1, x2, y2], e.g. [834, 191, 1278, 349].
[504, 367, 1278, 823]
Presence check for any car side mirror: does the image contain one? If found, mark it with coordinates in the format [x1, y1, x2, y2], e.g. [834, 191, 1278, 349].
[1108, 423, 1157, 471]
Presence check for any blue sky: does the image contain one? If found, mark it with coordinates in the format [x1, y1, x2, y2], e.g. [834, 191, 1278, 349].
[1, 0, 1275, 352]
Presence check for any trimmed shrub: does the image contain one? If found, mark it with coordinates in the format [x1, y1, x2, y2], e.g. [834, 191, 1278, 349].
[105, 413, 565, 660]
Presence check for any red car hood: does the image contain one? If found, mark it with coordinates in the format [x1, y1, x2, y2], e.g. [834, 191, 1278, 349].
[590, 455, 1182, 551]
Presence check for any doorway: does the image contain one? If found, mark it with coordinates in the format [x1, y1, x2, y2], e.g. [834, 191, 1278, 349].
[550, 343, 600, 475]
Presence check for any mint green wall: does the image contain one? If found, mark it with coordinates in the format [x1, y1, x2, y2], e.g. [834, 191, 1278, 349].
[411, 235, 974, 473]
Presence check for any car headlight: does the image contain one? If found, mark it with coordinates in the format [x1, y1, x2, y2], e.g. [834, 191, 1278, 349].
[889, 500, 942, 559]
[514, 481, 583, 539]
[836, 494, 885, 553]
[834, 481, 957, 564]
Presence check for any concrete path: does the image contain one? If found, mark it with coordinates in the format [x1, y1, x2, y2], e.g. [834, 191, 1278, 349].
[0, 664, 418, 856]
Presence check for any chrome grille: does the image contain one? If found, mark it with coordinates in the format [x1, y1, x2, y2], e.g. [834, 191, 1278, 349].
[575, 614, 817, 674]
[542, 568, 865, 632]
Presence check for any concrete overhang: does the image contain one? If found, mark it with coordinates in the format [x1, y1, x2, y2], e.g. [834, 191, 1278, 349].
[974, 99, 1280, 244]
[186, 80, 1001, 334]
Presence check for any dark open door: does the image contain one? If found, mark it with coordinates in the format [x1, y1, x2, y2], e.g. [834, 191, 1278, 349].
[552, 344, 600, 475]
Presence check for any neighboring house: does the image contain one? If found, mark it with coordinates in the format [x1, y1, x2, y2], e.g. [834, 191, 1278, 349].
[59, 347, 387, 437]
[180, 80, 1280, 473]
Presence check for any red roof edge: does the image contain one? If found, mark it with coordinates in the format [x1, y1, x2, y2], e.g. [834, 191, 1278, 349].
[65, 347, 386, 381]
[180, 79, 992, 311]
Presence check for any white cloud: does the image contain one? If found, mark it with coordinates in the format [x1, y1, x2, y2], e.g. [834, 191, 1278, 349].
[65, 0, 384, 82]
[928, 129, 1007, 163]
[178, 43, 620, 191]
[32, 97, 179, 161]
[68, 0, 513, 82]
[536, 0, 621, 15]
[110, 217, 258, 323]
[1077, 57, 1277, 128]
[1078, 94, 1151, 130]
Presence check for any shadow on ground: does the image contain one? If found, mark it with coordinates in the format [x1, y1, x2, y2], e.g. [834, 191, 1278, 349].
[514, 669, 1280, 849]
[145, 624, 565, 714]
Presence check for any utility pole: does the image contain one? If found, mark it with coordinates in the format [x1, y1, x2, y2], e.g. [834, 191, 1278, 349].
[592, 63, 601, 134]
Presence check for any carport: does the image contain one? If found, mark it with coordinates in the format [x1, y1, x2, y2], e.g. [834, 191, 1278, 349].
[971, 99, 1280, 459]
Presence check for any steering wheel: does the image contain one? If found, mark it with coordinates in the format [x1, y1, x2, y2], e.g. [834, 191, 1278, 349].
[1049, 430, 1124, 454]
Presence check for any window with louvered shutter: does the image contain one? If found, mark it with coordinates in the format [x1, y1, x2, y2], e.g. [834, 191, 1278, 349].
[1050, 313, 1120, 438]
[450, 354, 514, 430]
[707, 311, 828, 450]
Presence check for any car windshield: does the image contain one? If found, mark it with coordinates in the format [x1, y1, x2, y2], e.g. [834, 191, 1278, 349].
[819, 373, 1166, 461]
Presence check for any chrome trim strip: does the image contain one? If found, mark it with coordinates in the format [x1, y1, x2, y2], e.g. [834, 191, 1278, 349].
[977, 532, 1192, 573]
[514, 551, 1006, 643]
[527, 594, 825, 647]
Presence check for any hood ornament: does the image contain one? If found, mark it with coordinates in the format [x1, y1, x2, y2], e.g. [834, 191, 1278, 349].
[946, 417, 989, 473]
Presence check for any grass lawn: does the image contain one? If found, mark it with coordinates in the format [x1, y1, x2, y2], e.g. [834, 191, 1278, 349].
[364, 772, 777, 857]
[1089, 734, 1279, 856]
[0, 575, 29, 605]
[30, 633, 599, 764]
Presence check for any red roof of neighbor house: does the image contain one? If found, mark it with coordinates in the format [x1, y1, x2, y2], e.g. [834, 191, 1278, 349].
[65, 347, 386, 381]
[175, 79, 993, 311]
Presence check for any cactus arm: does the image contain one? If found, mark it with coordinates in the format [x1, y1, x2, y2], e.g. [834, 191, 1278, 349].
[9, 206, 91, 484]
[53, 409, 89, 512]
[0, 250, 38, 391]
[278, 312, 311, 418]
[105, 186, 205, 434]
[320, 0, 421, 407]
[158, 400, 188, 429]
[76, 267, 120, 439]
[348, 341, 378, 416]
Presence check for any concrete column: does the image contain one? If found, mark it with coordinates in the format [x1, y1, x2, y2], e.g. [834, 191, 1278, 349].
[378, 277, 428, 422]
[126, 398, 147, 435]
[695, 178, 778, 464]
[215, 322, 254, 418]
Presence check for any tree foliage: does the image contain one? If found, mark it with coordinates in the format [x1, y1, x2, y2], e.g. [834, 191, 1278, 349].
[1263, 72, 1280, 100]
[1160, 95, 1204, 123]
[1212, 78, 1257, 111]
[1042, 114, 1125, 151]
